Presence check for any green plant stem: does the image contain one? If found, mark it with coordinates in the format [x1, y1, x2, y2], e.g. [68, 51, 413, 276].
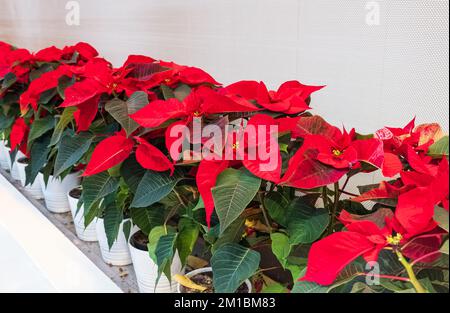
[341, 175, 350, 192]
[255, 266, 280, 274]
[395, 250, 427, 293]
[339, 189, 358, 197]
[322, 186, 329, 208]
[173, 188, 188, 209]
[258, 192, 273, 234]
[327, 183, 340, 235]
[163, 204, 180, 234]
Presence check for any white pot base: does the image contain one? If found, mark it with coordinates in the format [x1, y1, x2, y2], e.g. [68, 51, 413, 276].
[129, 237, 182, 293]
[39, 172, 81, 213]
[0, 141, 10, 170]
[16, 160, 44, 200]
[68, 191, 98, 242]
[6, 150, 25, 181]
[96, 219, 132, 266]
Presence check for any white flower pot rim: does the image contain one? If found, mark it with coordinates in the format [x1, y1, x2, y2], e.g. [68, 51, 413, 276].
[15, 157, 44, 200]
[17, 156, 29, 164]
[177, 267, 252, 293]
[67, 187, 97, 242]
[67, 186, 82, 199]
[128, 237, 182, 293]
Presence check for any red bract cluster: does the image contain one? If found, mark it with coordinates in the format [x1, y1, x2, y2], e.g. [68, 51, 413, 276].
[303, 119, 448, 286]
[1, 41, 448, 293]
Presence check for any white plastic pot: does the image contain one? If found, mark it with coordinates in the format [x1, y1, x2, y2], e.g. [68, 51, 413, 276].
[38, 172, 81, 213]
[9, 150, 25, 181]
[177, 267, 252, 293]
[0, 140, 10, 170]
[96, 218, 132, 266]
[16, 158, 44, 200]
[129, 236, 183, 293]
[67, 188, 98, 242]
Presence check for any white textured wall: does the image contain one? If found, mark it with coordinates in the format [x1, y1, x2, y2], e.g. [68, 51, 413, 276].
[0, 0, 448, 133]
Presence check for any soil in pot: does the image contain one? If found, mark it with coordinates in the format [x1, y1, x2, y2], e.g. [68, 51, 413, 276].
[181, 272, 249, 293]
[130, 230, 149, 251]
[18, 157, 29, 165]
[69, 187, 82, 199]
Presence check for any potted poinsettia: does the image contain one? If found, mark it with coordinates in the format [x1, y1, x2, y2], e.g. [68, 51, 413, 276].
[2, 41, 448, 294]
[298, 121, 449, 293]
[0, 49, 16, 170]
[11, 43, 99, 212]
[0, 41, 98, 201]
[130, 74, 449, 294]
[78, 58, 222, 291]
[0, 42, 32, 177]
[128, 78, 330, 292]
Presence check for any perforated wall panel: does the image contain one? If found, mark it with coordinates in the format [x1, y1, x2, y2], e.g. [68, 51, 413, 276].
[1, 0, 448, 132]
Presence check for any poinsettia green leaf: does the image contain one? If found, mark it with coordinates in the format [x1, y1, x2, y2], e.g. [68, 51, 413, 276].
[261, 283, 288, 293]
[1, 72, 17, 90]
[155, 233, 178, 285]
[176, 218, 200, 267]
[211, 243, 260, 293]
[0, 113, 14, 130]
[428, 136, 449, 158]
[103, 198, 123, 250]
[0, 92, 19, 108]
[379, 279, 414, 293]
[123, 219, 132, 242]
[27, 115, 55, 147]
[434, 206, 449, 232]
[120, 154, 146, 193]
[211, 216, 245, 253]
[127, 91, 149, 114]
[340, 199, 371, 215]
[107, 163, 122, 178]
[148, 226, 175, 262]
[286, 198, 329, 245]
[81, 171, 120, 213]
[25, 135, 51, 186]
[130, 204, 166, 236]
[174, 84, 191, 101]
[419, 277, 437, 293]
[57, 75, 75, 99]
[84, 201, 101, 228]
[38, 88, 57, 105]
[105, 98, 139, 136]
[350, 282, 379, 293]
[440, 240, 449, 255]
[264, 191, 290, 227]
[192, 196, 205, 211]
[131, 170, 182, 208]
[212, 168, 261, 234]
[29, 63, 57, 81]
[49, 107, 77, 146]
[160, 84, 175, 100]
[53, 132, 93, 177]
[291, 281, 328, 293]
[270, 232, 291, 268]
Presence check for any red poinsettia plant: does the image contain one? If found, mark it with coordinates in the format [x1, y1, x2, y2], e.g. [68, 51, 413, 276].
[1, 41, 448, 294]
[300, 120, 448, 292]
